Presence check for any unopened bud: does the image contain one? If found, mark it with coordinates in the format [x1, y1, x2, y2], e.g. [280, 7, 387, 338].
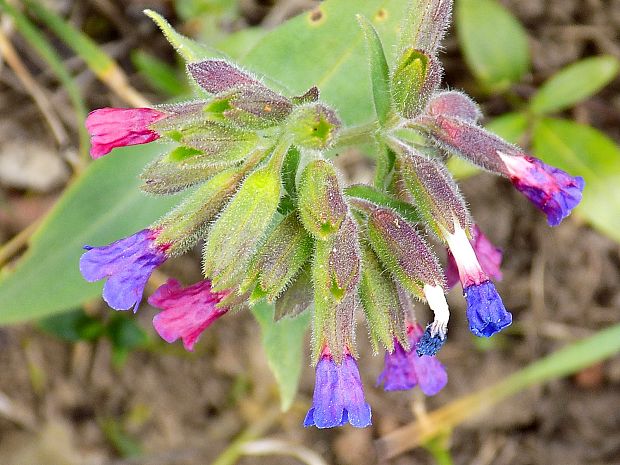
[393, 141, 470, 236]
[298, 159, 348, 239]
[140, 148, 230, 195]
[288, 104, 340, 149]
[274, 266, 313, 321]
[400, 0, 453, 57]
[187, 59, 261, 94]
[203, 164, 281, 290]
[244, 213, 313, 302]
[391, 49, 442, 117]
[154, 167, 247, 255]
[367, 207, 445, 297]
[311, 216, 361, 362]
[359, 243, 408, 353]
[206, 86, 293, 129]
[426, 91, 481, 122]
[291, 86, 320, 105]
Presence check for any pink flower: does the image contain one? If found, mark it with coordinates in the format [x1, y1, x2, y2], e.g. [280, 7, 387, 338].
[149, 279, 229, 351]
[446, 225, 503, 289]
[86, 108, 167, 159]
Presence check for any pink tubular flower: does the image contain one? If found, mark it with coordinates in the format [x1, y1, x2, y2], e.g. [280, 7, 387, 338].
[499, 154, 585, 227]
[378, 323, 448, 395]
[86, 108, 168, 159]
[149, 279, 230, 351]
[446, 225, 503, 289]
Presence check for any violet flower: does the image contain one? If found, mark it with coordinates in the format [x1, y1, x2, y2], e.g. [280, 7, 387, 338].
[499, 154, 585, 227]
[80, 229, 169, 311]
[378, 323, 447, 395]
[304, 349, 372, 429]
[149, 279, 229, 351]
[444, 224, 512, 337]
[446, 225, 503, 289]
[86, 108, 167, 159]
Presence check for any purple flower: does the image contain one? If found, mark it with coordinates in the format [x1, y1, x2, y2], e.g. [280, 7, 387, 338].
[149, 279, 229, 351]
[80, 229, 169, 311]
[446, 225, 503, 289]
[444, 225, 512, 338]
[86, 108, 167, 159]
[500, 154, 585, 227]
[304, 350, 371, 429]
[378, 323, 447, 395]
[465, 281, 512, 337]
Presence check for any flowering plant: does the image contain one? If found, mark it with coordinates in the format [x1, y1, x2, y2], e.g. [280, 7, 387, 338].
[79, 0, 583, 429]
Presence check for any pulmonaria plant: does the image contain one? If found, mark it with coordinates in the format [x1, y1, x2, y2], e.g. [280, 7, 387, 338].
[80, 0, 584, 429]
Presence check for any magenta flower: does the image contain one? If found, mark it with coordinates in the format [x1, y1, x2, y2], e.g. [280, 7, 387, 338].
[149, 279, 229, 351]
[86, 108, 168, 159]
[499, 154, 585, 227]
[304, 349, 372, 429]
[378, 323, 447, 395]
[446, 225, 503, 289]
[80, 229, 169, 311]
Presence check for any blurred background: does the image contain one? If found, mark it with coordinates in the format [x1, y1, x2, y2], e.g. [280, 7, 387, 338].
[0, 1, 619, 464]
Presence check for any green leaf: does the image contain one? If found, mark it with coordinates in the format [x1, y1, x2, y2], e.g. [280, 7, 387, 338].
[0, 144, 178, 324]
[38, 309, 105, 342]
[533, 118, 620, 242]
[252, 302, 310, 411]
[240, 0, 405, 125]
[345, 184, 422, 223]
[530, 56, 620, 114]
[357, 15, 391, 125]
[144, 9, 221, 62]
[456, 0, 530, 92]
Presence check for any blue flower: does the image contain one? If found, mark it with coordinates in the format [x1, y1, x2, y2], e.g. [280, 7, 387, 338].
[378, 323, 448, 395]
[304, 353, 371, 428]
[416, 326, 447, 357]
[464, 281, 512, 337]
[80, 229, 168, 311]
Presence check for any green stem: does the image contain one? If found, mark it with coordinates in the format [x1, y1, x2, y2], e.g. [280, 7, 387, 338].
[333, 121, 379, 149]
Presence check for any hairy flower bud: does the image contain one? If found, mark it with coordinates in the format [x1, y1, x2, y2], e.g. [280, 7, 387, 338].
[426, 91, 481, 122]
[423, 115, 585, 226]
[187, 59, 261, 94]
[288, 104, 341, 150]
[312, 216, 361, 362]
[298, 159, 348, 240]
[391, 48, 442, 117]
[205, 86, 293, 129]
[244, 213, 313, 302]
[153, 167, 249, 256]
[400, 0, 453, 57]
[367, 207, 445, 296]
[359, 243, 408, 353]
[203, 163, 281, 290]
[394, 141, 470, 236]
[274, 266, 313, 321]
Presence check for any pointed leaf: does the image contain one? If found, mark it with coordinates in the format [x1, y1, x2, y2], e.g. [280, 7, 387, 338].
[253, 302, 310, 411]
[0, 144, 178, 324]
[357, 15, 391, 125]
[456, 0, 530, 92]
[530, 56, 620, 114]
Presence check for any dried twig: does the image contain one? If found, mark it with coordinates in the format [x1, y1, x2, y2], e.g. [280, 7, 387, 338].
[0, 24, 68, 146]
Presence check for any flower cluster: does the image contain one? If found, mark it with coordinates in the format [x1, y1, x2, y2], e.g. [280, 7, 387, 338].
[80, 0, 584, 429]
